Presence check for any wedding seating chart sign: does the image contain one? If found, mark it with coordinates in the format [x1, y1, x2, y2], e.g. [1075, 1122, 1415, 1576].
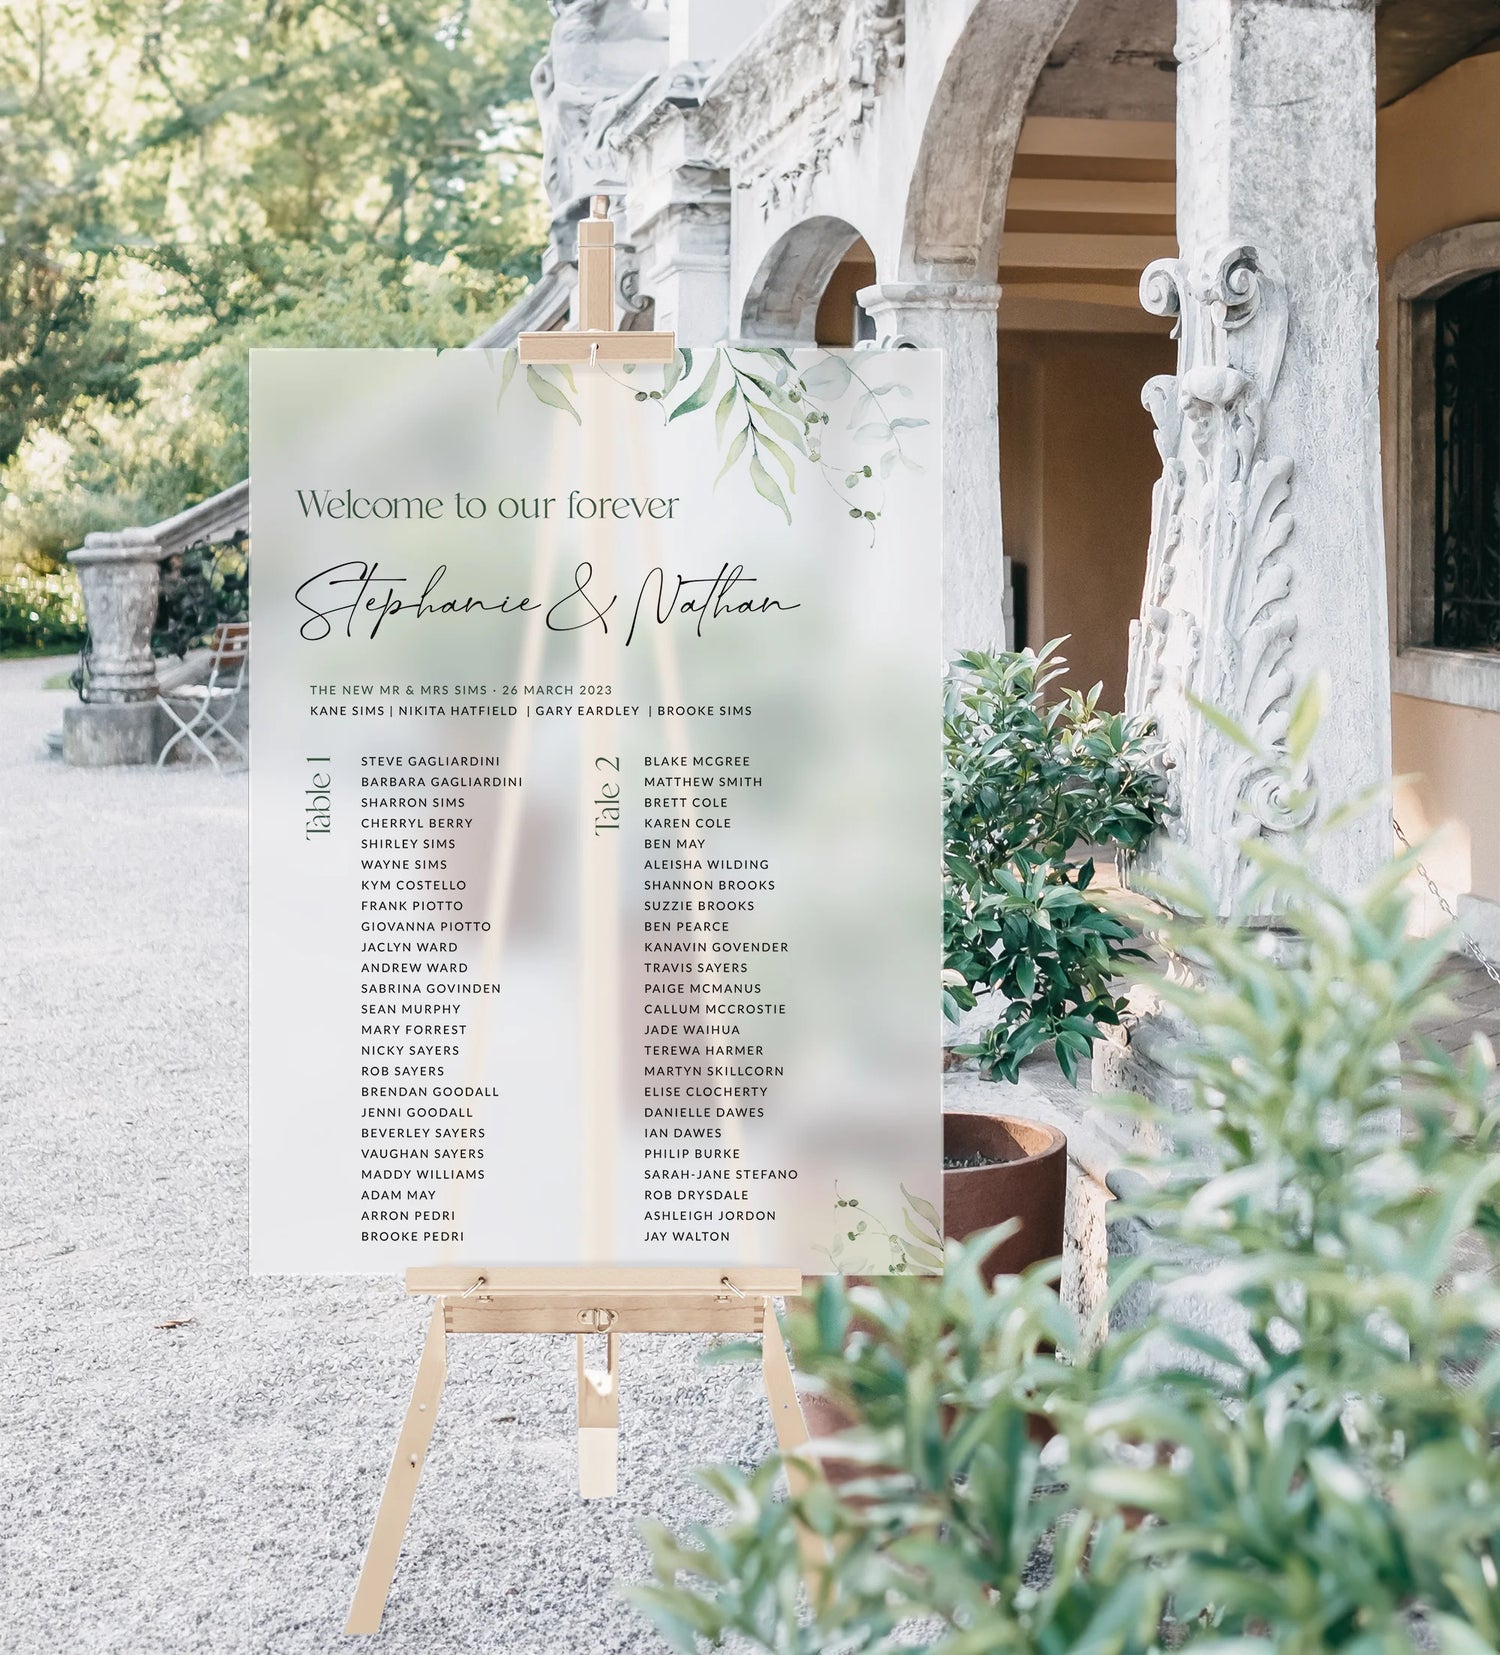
[249, 346, 941, 1275]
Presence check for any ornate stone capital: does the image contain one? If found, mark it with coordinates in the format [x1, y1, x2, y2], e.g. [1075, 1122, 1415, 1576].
[1126, 240, 1303, 915]
[858, 281, 1005, 315]
[857, 281, 1004, 346]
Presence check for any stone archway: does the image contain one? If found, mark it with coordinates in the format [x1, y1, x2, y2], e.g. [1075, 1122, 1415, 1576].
[901, 0, 1081, 280]
[738, 215, 867, 344]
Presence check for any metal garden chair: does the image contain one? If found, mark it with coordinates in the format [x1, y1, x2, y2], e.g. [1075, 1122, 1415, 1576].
[156, 622, 249, 769]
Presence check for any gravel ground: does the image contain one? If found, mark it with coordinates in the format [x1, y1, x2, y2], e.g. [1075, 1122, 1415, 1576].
[0, 656, 772, 1655]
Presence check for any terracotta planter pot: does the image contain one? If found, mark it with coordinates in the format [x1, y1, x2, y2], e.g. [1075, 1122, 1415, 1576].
[942, 1110, 1067, 1285]
[799, 1111, 1067, 1470]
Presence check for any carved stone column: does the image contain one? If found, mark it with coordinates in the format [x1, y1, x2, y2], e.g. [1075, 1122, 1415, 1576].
[1125, 0, 1390, 913]
[625, 113, 732, 342]
[1100, 0, 1390, 1103]
[635, 180, 730, 341]
[857, 281, 1008, 658]
[63, 532, 163, 765]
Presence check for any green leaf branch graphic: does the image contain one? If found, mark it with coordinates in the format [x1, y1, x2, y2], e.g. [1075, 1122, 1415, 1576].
[815, 1183, 944, 1275]
[506, 344, 928, 536]
[524, 363, 580, 424]
[666, 349, 720, 420]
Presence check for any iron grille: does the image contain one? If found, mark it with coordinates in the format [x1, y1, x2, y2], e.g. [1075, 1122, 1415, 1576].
[1434, 270, 1500, 651]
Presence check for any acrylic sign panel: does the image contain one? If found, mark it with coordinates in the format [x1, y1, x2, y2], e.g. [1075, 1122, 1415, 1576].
[249, 347, 942, 1274]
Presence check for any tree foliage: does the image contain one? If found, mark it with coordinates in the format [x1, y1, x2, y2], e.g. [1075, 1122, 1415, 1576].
[0, 0, 549, 566]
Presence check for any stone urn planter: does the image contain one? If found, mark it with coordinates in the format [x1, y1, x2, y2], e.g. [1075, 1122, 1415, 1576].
[799, 1109, 1067, 1469]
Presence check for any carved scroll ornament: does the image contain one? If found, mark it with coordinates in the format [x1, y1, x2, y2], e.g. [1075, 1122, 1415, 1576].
[1126, 241, 1307, 915]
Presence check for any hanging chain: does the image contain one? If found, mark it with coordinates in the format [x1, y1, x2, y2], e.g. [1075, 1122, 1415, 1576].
[1392, 814, 1500, 985]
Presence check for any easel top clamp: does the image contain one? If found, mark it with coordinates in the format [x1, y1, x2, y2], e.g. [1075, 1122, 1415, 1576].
[519, 194, 675, 366]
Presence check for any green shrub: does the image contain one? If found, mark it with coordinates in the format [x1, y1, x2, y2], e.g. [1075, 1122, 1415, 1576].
[152, 537, 249, 661]
[633, 686, 1500, 1651]
[943, 643, 1166, 1081]
[0, 567, 87, 654]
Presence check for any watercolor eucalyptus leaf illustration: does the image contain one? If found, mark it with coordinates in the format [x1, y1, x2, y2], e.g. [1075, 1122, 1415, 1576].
[815, 1181, 944, 1275]
[507, 344, 928, 540]
[524, 361, 580, 424]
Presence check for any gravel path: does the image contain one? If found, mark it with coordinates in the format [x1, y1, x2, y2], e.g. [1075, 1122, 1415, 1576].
[0, 656, 770, 1655]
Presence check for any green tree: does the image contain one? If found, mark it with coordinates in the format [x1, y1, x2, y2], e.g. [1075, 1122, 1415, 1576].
[0, 0, 549, 480]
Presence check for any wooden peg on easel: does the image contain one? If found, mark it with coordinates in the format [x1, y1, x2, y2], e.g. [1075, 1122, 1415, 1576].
[519, 195, 675, 367]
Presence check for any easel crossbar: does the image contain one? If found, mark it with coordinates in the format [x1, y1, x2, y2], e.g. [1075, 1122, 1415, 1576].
[446, 1294, 765, 1335]
[405, 1264, 802, 1297]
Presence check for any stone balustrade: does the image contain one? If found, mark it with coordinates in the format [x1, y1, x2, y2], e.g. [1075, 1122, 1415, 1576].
[63, 479, 249, 766]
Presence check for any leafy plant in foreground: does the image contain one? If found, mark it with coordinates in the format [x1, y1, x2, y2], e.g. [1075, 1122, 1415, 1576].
[631, 684, 1500, 1652]
[943, 643, 1166, 1081]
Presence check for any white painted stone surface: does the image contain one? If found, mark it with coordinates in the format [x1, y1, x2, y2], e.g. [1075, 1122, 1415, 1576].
[668, 0, 771, 67]
[1456, 895, 1500, 963]
[1125, 0, 1391, 913]
[859, 281, 1009, 656]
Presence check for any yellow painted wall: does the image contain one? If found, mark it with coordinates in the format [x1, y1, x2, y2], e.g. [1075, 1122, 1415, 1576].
[816, 258, 1171, 704]
[1378, 51, 1500, 911]
[998, 331, 1172, 705]
[814, 260, 873, 347]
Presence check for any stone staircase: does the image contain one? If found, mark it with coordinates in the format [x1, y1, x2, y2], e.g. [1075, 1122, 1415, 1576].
[63, 480, 249, 766]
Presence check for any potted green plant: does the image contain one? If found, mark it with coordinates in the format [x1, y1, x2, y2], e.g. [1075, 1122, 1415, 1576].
[938, 642, 1165, 1269]
[798, 650, 1162, 1457]
[632, 699, 1500, 1650]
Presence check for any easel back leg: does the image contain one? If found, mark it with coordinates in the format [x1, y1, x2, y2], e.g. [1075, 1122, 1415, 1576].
[577, 1330, 621, 1499]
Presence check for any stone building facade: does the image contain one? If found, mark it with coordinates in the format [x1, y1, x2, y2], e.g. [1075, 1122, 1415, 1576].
[484, 0, 1500, 1306]
[59, 0, 1499, 1298]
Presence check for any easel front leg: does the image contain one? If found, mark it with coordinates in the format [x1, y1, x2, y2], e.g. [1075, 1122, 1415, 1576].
[346, 1300, 449, 1634]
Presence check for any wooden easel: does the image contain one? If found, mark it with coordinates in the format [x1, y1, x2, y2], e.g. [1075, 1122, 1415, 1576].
[345, 199, 812, 1636]
[345, 1266, 810, 1633]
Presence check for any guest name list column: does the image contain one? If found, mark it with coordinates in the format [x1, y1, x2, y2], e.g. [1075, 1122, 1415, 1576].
[631, 740, 790, 1249]
[352, 739, 519, 1250]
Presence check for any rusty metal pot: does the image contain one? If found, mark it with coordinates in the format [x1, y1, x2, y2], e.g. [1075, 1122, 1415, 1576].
[941, 1110, 1067, 1284]
[799, 1111, 1067, 1467]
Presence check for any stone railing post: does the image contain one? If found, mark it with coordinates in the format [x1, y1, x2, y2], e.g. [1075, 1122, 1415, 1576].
[857, 281, 1008, 658]
[59, 478, 251, 766]
[63, 530, 164, 766]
